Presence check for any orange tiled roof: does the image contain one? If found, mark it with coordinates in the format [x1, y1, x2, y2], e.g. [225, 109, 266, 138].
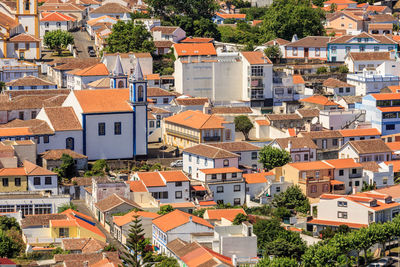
[378, 106, 400, 112]
[385, 161, 400, 172]
[339, 128, 380, 137]
[300, 95, 339, 106]
[74, 63, 109, 76]
[165, 110, 228, 129]
[0, 167, 26, 176]
[324, 158, 362, 169]
[152, 209, 213, 232]
[205, 208, 246, 222]
[386, 86, 400, 93]
[255, 120, 270, 126]
[200, 167, 242, 174]
[386, 142, 400, 151]
[371, 93, 400, 101]
[144, 74, 160, 80]
[289, 161, 332, 171]
[73, 89, 132, 113]
[113, 210, 158, 226]
[50, 219, 77, 227]
[198, 200, 217, 206]
[180, 37, 214, 43]
[330, 179, 344, 185]
[160, 170, 189, 182]
[161, 202, 196, 208]
[129, 180, 147, 192]
[292, 75, 305, 84]
[24, 160, 57, 176]
[136, 172, 165, 187]
[174, 43, 217, 57]
[241, 51, 272, 64]
[0, 127, 32, 137]
[41, 11, 76, 21]
[243, 172, 271, 184]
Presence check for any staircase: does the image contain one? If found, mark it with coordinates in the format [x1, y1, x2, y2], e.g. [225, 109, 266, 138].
[341, 110, 366, 129]
[256, 182, 272, 199]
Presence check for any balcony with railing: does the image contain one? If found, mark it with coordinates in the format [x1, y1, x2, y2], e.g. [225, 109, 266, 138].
[299, 176, 331, 183]
[349, 173, 362, 178]
[166, 128, 199, 142]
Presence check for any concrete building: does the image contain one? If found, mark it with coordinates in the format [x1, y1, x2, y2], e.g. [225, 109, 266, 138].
[40, 12, 77, 41]
[344, 51, 395, 73]
[173, 49, 273, 107]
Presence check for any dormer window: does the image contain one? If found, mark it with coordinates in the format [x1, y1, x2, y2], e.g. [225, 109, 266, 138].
[370, 200, 377, 207]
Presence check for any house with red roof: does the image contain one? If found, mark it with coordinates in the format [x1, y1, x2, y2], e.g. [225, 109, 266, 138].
[131, 170, 191, 204]
[308, 191, 400, 234]
[212, 12, 246, 24]
[152, 209, 214, 254]
[66, 63, 110, 90]
[40, 12, 77, 41]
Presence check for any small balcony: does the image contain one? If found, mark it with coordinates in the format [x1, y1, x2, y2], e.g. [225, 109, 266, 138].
[166, 128, 199, 142]
[203, 136, 221, 142]
[349, 173, 362, 178]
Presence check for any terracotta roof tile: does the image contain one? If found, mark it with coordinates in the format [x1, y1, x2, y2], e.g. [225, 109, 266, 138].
[73, 89, 132, 113]
[150, 26, 179, 34]
[348, 51, 392, 61]
[44, 106, 82, 131]
[181, 37, 214, 43]
[241, 51, 272, 64]
[152, 209, 213, 232]
[9, 33, 40, 42]
[174, 43, 217, 57]
[339, 128, 380, 137]
[113, 210, 158, 226]
[160, 170, 189, 182]
[300, 95, 339, 106]
[308, 219, 367, 229]
[265, 38, 290, 46]
[210, 106, 252, 114]
[286, 36, 334, 48]
[0, 12, 18, 28]
[6, 76, 56, 87]
[216, 12, 246, 19]
[154, 40, 174, 48]
[323, 78, 353, 88]
[136, 172, 165, 187]
[243, 172, 272, 184]
[129, 180, 147, 192]
[289, 161, 333, 171]
[23, 160, 57, 175]
[371, 93, 400, 100]
[90, 2, 130, 13]
[360, 161, 381, 172]
[183, 144, 239, 159]
[174, 97, 209, 106]
[330, 32, 396, 44]
[348, 139, 391, 154]
[369, 14, 396, 23]
[87, 77, 110, 88]
[73, 63, 109, 76]
[274, 136, 318, 149]
[205, 208, 246, 222]
[324, 158, 362, 168]
[300, 130, 342, 139]
[148, 87, 178, 97]
[21, 214, 67, 228]
[208, 141, 260, 152]
[255, 119, 269, 126]
[39, 2, 85, 11]
[165, 110, 228, 129]
[41, 11, 76, 21]
[297, 108, 320, 118]
[41, 149, 87, 160]
[0, 119, 54, 135]
[55, 252, 119, 266]
[94, 194, 140, 212]
[266, 114, 302, 121]
[340, 95, 362, 104]
[0, 167, 26, 176]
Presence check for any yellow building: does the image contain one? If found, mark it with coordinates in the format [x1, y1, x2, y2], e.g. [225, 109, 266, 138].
[163, 110, 235, 149]
[0, 168, 28, 192]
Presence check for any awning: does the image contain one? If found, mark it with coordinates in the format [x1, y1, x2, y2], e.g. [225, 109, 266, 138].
[191, 185, 207, 191]
[330, 180, 344, 185]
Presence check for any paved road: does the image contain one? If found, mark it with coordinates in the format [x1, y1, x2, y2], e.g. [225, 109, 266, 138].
[72, 199, 127, 254]
[71, 30, 96, 58]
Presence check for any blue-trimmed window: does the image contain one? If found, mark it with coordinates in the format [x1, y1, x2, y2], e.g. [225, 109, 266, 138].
[114, 122, 121, 135]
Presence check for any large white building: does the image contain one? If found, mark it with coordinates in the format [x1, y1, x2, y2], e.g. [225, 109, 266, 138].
[174, 49, 273, 107]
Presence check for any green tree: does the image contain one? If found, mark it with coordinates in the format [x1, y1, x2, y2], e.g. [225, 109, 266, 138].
[312, 0, 324, 7]
[145, 0, 218, 20]
[106, 21, 155, 53]
[258, 146, 291, 171]
[337, 65, 349, 73]
[192, 208, 207, 218]
[316, 66, 328, 74]
[157, 205, 174, 215]
[193, 18, 221, 39]
[241, 7, 269, 21]
[0, 216, 20, 232]
[264, 45, 282, 62]
[301, 242, 341, 267]
[337, 224, 350, 234]
[329, 3, 337, 13]
[0, 82, 5, 92]
[58, 202, 77, 213]
[85, 159, 109, 176]
[273, 206, 291, 220]
[260, 0, 325, 41]
[44, 30, 74, 55]
[253, 218, 284, 248]
[256, 256, 298, 266]
[264, 231, 306, 260]
[233, 213, 248, 225]
[0, 230, 20, 258]
[320, 227, 336, 239]
[154, 257, 179, 267]
[55, 154, 76, 179]
[272, 185, 310, 213]
[234, 115, 253, 140]
[122, 213, 153, 266]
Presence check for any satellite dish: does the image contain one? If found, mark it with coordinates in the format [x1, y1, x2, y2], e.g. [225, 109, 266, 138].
[311, 117, 318, 124]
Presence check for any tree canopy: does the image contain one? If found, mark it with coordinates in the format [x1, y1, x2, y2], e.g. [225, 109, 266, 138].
[44, 30, 74, 55]
[157, 205, 174, 215]
[146, 0, 218, 20]
[258, 146, 291, 171]
[272, 185, 310, 214]
[106, 21, 155, 53]
[234, 115, 253, 140]
[55, 154, 76, 179]
[260, 0, 325, 41]
[233, 213, 248, 225]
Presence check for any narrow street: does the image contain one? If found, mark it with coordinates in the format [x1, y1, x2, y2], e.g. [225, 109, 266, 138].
[72, 199, 127, 254]
[70, 30, 96, 58]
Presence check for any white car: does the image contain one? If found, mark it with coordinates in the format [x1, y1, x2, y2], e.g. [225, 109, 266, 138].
[170, 160, 183, 167]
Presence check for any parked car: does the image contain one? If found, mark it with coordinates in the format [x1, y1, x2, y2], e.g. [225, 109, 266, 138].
[368, 257, 394, 267]
[170, 160, 183, 167]
[87, 46, 96, 57]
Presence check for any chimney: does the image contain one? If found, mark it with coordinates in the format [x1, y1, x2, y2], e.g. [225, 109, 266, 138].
[288, 140, 292, 151]
[352, 186, 357, 194]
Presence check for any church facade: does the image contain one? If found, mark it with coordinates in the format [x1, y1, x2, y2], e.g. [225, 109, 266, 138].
[0, 0, 41, 60]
